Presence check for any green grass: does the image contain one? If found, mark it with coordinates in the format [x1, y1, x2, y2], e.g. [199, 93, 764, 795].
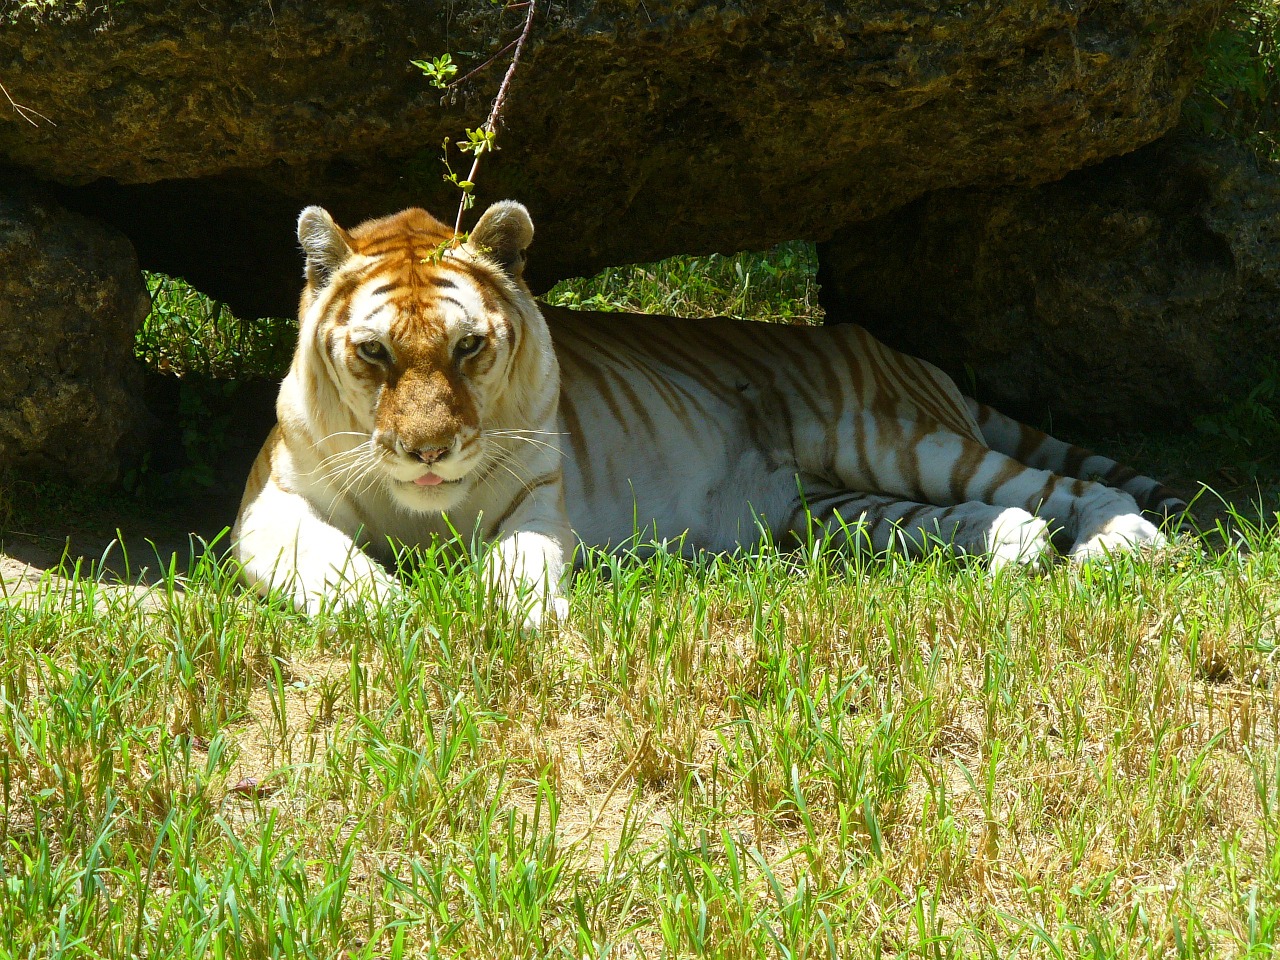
[2, 523, 1280, 957]
[545, 242, 821, 324]
[136, 274, 296, 381]
[1191, 0, 1280, 164]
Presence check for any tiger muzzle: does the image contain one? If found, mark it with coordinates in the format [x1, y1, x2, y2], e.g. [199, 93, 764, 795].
[378, 368, 479, 468]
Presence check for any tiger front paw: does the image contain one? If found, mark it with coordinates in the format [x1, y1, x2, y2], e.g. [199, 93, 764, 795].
[504, 590, 569, 633]
[299, 558, 402, 617]
[986, 508, 1053, 572]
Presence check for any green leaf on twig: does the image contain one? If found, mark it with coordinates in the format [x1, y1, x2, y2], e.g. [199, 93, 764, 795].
[410, 54, 458, 89]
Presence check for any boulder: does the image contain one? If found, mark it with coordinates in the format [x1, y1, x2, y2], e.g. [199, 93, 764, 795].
[817, 131, 1280, 432]
[1, 0, 1226, 318]
[0, 176, 150, 483]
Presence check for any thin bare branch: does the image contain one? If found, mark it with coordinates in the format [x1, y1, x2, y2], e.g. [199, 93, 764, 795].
[454, 0, 537, 235]
[448, 37, 519, 90]
[1, 82, 54, 127]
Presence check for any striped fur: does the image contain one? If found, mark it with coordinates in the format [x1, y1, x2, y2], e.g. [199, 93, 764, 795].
[550, 308, 1183, 564]
[233, 201, 1184, 622]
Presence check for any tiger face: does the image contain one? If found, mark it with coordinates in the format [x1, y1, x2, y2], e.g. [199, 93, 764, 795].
[291, 202, 550, 515]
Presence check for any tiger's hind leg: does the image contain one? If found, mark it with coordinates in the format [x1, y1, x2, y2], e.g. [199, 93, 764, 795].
[819, 417, 1166, 563]
[787, 483, 1053, 571]
[964, 399, 1189, 524]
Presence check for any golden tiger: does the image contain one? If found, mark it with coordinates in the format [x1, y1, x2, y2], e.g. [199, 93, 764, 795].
[232, 200, 1184, 626]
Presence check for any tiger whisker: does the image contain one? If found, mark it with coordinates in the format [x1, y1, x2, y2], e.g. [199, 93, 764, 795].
[332, 471, 381, 522]
[327, 459, 371, 511]
[327, 447, 386, 515]
[309, 448, 367, 477]
[480, 436, 538, 469]
[303, 436, 377, 478]
[482, 426, 562, 443]
[482, 433, 555, 458]
[352, 465, 385, 501]
[483, 433, 560, 456]
[489, 460, 536, 498]
[308, 448, 373, 483]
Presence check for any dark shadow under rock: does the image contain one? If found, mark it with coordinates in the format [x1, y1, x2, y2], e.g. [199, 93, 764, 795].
[137, 371, 278, 512]
[817, 132, 1280, 432]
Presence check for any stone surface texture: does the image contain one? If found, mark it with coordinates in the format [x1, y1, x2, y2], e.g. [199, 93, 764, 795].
[0, 178, 150, 482]
[1, 0, 1226, 318]
[818, 131, 1280, 432]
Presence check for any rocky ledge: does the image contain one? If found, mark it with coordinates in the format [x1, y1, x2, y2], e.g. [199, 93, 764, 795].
[2, 0, 1226, 317]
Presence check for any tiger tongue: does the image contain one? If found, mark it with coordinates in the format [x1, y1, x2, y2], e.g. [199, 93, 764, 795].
[414, 472, 445, 487]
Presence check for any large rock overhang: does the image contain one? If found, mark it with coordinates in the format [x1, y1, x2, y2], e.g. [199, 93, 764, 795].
[2, 0, 1227, 319]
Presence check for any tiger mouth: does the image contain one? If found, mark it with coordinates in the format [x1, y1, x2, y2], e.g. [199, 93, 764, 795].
[403, 474, 464, 488]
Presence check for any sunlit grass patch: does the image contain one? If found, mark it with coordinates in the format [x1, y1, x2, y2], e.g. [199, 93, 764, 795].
[3, 519, 1280, 957]
[546, 242, 821, 324]
[136, 273, 296, 380]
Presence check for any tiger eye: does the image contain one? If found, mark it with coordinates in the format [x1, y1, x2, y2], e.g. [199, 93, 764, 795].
[356, 340, 389, 364]
[455, 335, 485, 359]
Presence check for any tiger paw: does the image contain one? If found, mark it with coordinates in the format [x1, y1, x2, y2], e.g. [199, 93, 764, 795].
[515, 593, 570, 633]
[1069, 512, 1166, 563]
[986, 508, 1053, 572]
[303, 562, 401, 617]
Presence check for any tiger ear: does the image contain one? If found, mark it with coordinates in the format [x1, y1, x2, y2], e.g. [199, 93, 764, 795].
[467, 200, 534, 279]
[297, 206, 353, 287]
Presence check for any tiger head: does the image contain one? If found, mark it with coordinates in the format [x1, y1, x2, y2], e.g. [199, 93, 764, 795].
[282, 200, 558, 514]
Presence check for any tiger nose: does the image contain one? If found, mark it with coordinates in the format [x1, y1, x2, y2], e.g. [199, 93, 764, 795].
[394, 438, 450, 464]
[410, 445, 449, 465]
